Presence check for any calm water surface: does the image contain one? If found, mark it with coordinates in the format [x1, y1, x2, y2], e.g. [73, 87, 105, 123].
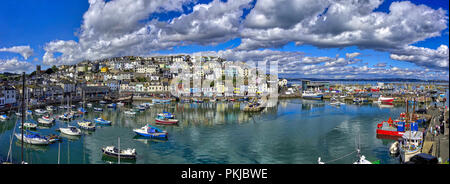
[0, 99, 412, 164]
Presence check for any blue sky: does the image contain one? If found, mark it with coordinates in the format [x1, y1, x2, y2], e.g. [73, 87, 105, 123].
[0, 0, 448, 80]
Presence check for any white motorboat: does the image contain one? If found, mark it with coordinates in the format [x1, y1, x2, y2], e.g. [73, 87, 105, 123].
[58, 113, 73, 121]
[34, 109, 47, 115]
[302, 91, 323, 99]
[38, 115, 55, 125]
[59, 126, 82, 136]
[19, 122, 38, 129]
[124, 110, 136, 115]
[94, 107, 103, 111]
[102, 146, 136, 159]
[77, 120, 96, 130]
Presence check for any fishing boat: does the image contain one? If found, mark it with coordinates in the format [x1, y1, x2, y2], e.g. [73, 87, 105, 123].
[59, 126, 82, 136]
[34, 109, 47, 115]
[399, 131, 423, 163]
[87, 103, 93, 107]
[124, 110, 136, 115]
[26, 110, 33, 115]
[155, 112, 178, 125]
[116, 102, 125, 106]
[378, 95, 394, 103]
[38, 115, 55, 125]
[94, 107, 103, 112]
[101, 146, 136, 160]
[376, 117, 405, 137]
[99, 100, 107, 104]
[133, 124, 168, 138]
[302, 91, 323, 100]
[15, 131, 50, 145]
[15, 112, 22, 116]
[77, 120, 96, 131]
[94, 117, 112, 125]
[0, 114, 9, 120]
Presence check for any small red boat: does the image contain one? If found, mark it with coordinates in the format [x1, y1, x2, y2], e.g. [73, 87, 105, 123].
[155, 118, 179, 125]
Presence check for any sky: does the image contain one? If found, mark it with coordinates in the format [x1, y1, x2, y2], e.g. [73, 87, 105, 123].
[0, 0, 448, 80]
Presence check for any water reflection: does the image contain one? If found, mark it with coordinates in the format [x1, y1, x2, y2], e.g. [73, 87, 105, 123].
[1, 99, 407, 164]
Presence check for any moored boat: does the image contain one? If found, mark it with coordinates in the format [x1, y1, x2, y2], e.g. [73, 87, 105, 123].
[34, 109, 47, 115]
[58, 113, 73, 121]
[107, 103, 116, 108]
[94, 107, 103, 111]
[376, 117, 405, 137]
[302, 91, 323, 100]
[133, 124, 168, 138]
[20, 122, 38, 129]
[0, 114, 9, 120]
[38, 115, 55, 125]
[94, 117, 112, 125]
[124, 110, 136, 115]
[15, 131, 50, 145]
[101, 146, 136, 160]
[399, 131, 423, 163]
[77, 120, 96, 130]
[155, 114, 178, 125]
[59, 126, 82, 136]
[78, 107, 88, 114]
[378, 95, 394, 103]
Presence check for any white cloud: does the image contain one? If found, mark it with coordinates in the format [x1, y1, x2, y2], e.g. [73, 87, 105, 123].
[390, 45, 449, 70]
[0, 58, 34, 73]
[0, 45, 34, 59]
[238, 0, 448, 71]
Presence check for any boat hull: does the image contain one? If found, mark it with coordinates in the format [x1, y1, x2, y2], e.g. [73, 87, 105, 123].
[134, 130, 168, 138]
[15, 133, 49, 145]
[102, 149, 136, 159]
[376, 129, 404, 137]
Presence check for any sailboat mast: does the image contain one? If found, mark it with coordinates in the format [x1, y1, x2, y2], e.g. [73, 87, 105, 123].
[21, 72, 25, 163]
[118, 137, 120, 164]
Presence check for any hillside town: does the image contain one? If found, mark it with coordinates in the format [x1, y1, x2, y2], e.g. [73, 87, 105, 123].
[0, 55, 290, 110]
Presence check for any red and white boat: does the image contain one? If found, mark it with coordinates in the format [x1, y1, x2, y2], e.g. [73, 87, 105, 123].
[376, 117, 407, 137]
[155, 118, 179, 125]
[378, 95, 394, 103]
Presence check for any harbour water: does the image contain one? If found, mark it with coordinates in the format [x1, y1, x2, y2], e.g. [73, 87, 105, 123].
[0, 99, 412, 164]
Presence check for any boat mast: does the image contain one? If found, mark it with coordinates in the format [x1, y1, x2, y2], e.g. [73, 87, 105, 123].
[21, 72, 25, 164]
[118, 137, 120, 164]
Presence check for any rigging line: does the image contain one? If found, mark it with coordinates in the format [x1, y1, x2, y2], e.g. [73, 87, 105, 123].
[322, 150, 357, 164]
[6, 118, 19, 162]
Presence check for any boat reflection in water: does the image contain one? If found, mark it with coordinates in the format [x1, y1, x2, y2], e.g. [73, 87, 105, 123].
[101, 155, 137, 164]
[133, 135, 168, 144]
